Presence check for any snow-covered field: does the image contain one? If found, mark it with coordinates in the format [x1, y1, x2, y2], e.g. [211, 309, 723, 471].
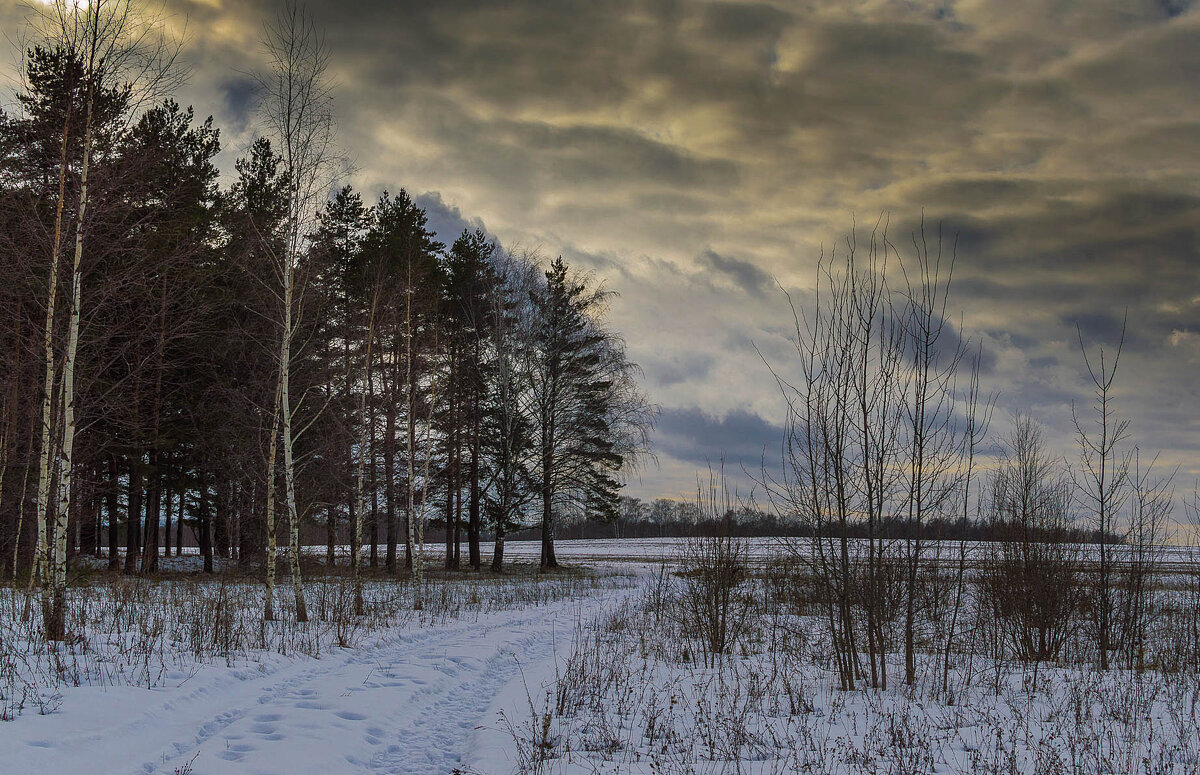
[3, 539, 1199, 774]
[271, 536, 1200, 570]
[0, 570, 634, 774]
[484, 537, 1200, 568]
[472, 568, 1200, 774]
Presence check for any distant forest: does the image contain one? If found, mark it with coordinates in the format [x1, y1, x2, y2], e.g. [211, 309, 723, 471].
[507, 497, 1123, 544]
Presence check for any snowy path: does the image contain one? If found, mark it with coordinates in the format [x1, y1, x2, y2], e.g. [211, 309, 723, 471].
[1, 589, 625, 775]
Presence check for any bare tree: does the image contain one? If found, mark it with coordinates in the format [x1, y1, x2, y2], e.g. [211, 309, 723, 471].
[676, 467, 752, 665]
[256, 0, 339, 623]
[766, 238, 881, 691]
[1120, 449, 1172, 671]
[1072, 318, 1131, 670]
[846, 223, 908, 691]
[980, 414, 1082, 681]
[29, 0, 180, 640]
[940, 346, 994, 699]
[766, 219, 971, 691]
[897, 219, 966, 687]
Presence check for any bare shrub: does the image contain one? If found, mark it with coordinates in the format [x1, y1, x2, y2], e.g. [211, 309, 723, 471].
[674, 473, 754, 664]
[980, 416, 1084, 667]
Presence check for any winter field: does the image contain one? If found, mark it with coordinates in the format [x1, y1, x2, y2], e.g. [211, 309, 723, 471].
[0, 562, 637, 774]
[1, 538, 1198, 774]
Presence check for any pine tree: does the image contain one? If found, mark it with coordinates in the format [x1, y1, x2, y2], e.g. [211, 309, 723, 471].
[530, 257, 649, 569]
[445, 229, 498, 570]
[360, 190, 443, 575]
[304, 186, 370, 566]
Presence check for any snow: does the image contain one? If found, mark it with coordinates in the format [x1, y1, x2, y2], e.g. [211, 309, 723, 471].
[133, 537, 1200, 571]
[326, 537, 1200, 567]
[5, 540, 1198, 774]
[457, 571, 1200, 775]
[0, 575, 633, 775]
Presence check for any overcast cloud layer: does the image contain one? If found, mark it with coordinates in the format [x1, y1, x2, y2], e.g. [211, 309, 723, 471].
[3, 0, 1199, 502]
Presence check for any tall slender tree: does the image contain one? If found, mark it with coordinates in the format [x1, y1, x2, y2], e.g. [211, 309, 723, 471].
[256, 0, 338, 623]
[1073, 319, 1132, 671]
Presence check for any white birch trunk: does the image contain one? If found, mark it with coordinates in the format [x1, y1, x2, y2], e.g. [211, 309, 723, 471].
[31, 105, 73, 590]
[259, 1, 335, 625]
[403, 282, 425, 609]
[46, 75, 94, 639]
[352, 292, 379, 616]
[264, 381, 282, 621]
[280, 255, 307, 622]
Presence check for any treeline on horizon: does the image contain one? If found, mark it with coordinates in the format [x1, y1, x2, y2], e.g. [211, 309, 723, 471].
[514, 497, 1123, 544]
[0, 0, 653, 635]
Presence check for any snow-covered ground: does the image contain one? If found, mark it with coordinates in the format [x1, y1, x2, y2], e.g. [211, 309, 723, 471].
[465, 569, 1200, 775]
[220, 536, 1197, 571]
[484, 537, 1200, 567]
[4, 540, 1199, 774]
[0, 572, 634, 775]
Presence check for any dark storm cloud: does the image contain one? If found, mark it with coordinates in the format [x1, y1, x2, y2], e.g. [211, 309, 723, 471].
[415, 191, 492, 248]
[701, 2, 793, 40]
[5, 0, 1198, 496]
[696, 250, 774, 298]
[656, 407, 784, 473]
[218, 77, 257, 134]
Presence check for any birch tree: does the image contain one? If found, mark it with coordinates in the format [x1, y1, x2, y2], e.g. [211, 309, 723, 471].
[30, 0, 179, 640]
[256, 1, 339, 623]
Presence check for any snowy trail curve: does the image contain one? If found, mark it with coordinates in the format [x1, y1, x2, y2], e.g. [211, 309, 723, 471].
[1, 588, 626, 775]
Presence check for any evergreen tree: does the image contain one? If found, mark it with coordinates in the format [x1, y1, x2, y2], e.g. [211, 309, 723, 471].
[303, 186, 370, 566]
[530, 257, 649, 568]
[360, 190, 443, 572]
[444, 229, 498, 569]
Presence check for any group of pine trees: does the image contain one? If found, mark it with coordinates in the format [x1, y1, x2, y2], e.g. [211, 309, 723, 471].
[0, 1, 652, 634]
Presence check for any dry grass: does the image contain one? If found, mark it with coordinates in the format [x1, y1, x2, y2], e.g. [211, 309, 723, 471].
[0, 561, 631, 721]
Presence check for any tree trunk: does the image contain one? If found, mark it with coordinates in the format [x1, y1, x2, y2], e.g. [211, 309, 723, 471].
[214, 482, 230, 559]
[198, 471, 213, 574]
[352, 292, 379, 615]
[445, 358, 456, 571]
[326, 504, 336, 566]
[404, 282, 422, 603]
[32, 100, 73, 592]
[541, 446, 557, 569]
[452, 414, 462, 570]
[106, 454, 119, 570]
[281, 258, 307, 622]
[369, 454, 379, 568]
[491, 525, 505, 573]
[540, 389, 557, 570]
[384, 394, 397, 572]
[369, 363, 378, 570]
[264, 384, 281, 619]
[163, 463, 172, 559]
[468, 395, 481, 570]
[125, 456, 142, 575]
[174, 477, 184, 557]
[140, 450, 160, 574]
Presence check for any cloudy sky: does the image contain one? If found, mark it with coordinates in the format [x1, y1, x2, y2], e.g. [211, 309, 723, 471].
[4, 0, 1199, 502]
